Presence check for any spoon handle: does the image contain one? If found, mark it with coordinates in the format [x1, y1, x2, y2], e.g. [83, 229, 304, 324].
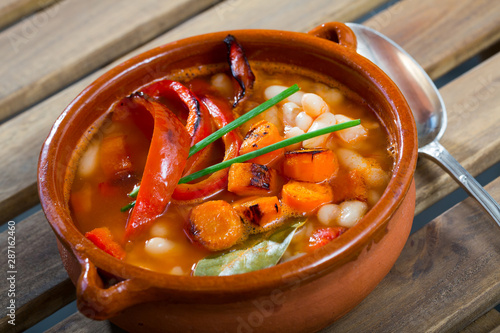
[419, 140, 500, 227]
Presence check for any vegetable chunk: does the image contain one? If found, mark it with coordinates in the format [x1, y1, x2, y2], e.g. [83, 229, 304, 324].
[239, 120, 284, 166]
[281, 181, 334, 214]
[85, 227, 126, 259]
[233, 196, 282, 228]
[228, 163, 279, 196]
[99, 135, 133, 180]
[283, 148, 338, 182]
[331, 169, 368, 203]
[308, 227, 346, 251]
[188, 200, 245, 251]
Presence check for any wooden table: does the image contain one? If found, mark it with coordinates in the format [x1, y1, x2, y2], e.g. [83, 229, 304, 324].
[1, 0, 499, 332]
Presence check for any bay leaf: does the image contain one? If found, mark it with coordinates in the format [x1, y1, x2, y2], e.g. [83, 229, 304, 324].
[194, 218, 306, 276]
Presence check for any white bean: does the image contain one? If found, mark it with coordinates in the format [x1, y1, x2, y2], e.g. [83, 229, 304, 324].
[286, 91, 305, 105]
[170, 266, 184, 276]
[284, 126, 305, 150]
[149, 222, 169, 238]
[261, 105, 283, 133]
[335, 114, 367, 145]
[336, 148, 389, 187]
[264, 85, 287, 100]
[282, 102, 301, 127]
[302, 93, 329, 118]
[145, 237, 175, 256]
[295, 111, 313, 131]
[337, 200, 368, 227]
[302, 112, 337, 148]
[210, 73, 233, 97]
[78, 141, 99, 177]
[364, 167, 390, 188]
[336, 148, 369, 171]
[317, 204, 341, 226]
[320, 88, 343, 107]
[265, 85, 304, 105]
[368, 190, 382, 207]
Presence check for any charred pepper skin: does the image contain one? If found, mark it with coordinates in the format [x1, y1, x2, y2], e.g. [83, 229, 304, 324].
[224, 34, 255, 106]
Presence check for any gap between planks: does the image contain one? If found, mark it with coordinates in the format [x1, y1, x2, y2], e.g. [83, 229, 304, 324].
[0, 0, 59, 31]
[459, 309, 500, 333]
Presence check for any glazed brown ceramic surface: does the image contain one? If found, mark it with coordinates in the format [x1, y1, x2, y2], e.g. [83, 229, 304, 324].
[38, 22, 418, 332]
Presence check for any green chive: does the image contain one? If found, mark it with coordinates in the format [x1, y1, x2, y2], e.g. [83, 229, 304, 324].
[128, 184, 140, 198]
[178, 119, 360, 184]
[188, 84, 300, 158]
[120, 201, 135, 212]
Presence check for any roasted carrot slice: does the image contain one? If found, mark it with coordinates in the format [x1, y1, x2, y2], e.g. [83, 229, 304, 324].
[308, 227, 346, 251]
[281, 181, 334, 214]
[85, 227, 126, 260]
[239, 120, 284, 166]
[233, 196, 282, 228]
[331, 169, 368, 203]
[99, 135, 133, 180]
[283, 148, 339, 183]
[228, 163, 279, 196]
[187, 200, 245, 251]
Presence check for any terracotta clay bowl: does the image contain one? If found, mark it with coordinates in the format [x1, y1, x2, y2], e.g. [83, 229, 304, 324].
[38, 22, 418, 333]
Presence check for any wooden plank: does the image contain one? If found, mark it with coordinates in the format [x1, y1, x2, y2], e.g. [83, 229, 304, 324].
[0, 211, 75, 333]
[44, 175, 500, 333]
[325, 175, 500, 333]
[0, 0, 220, 121]
[46, 311, 126, 333]
[0, 0, 389, 224]
[0, 0, 59, 30]
[364, 0, 500, 80]
[414, 53, 500, 215]
[460, 309, 500, 333]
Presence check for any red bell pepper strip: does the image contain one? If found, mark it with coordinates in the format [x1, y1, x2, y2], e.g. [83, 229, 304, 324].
[308, 227, 347, 252]
[172, 94, 242, 201]
[141, 79, 214, 177]
[85, 227, 126, 260]
[124, 94, 190, 241]
[224, 35, 255, 106]
[112, 96, 154, 140]
[140, 79, 212, 146]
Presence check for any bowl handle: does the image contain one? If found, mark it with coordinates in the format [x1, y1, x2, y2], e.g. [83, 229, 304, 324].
[75, 255, 161, 320]
[308, 22, 357, 52]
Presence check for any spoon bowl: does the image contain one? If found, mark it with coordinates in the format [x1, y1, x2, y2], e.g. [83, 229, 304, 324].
[346, 22, 500, 226]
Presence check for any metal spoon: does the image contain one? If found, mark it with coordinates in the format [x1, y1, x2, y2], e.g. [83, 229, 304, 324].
[346, 23, 500, 227]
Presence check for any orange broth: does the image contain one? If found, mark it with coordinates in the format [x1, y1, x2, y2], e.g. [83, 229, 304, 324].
[70, 64, 394, 275]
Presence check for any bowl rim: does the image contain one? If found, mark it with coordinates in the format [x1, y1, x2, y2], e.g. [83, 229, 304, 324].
[38, 26, 418, 295]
